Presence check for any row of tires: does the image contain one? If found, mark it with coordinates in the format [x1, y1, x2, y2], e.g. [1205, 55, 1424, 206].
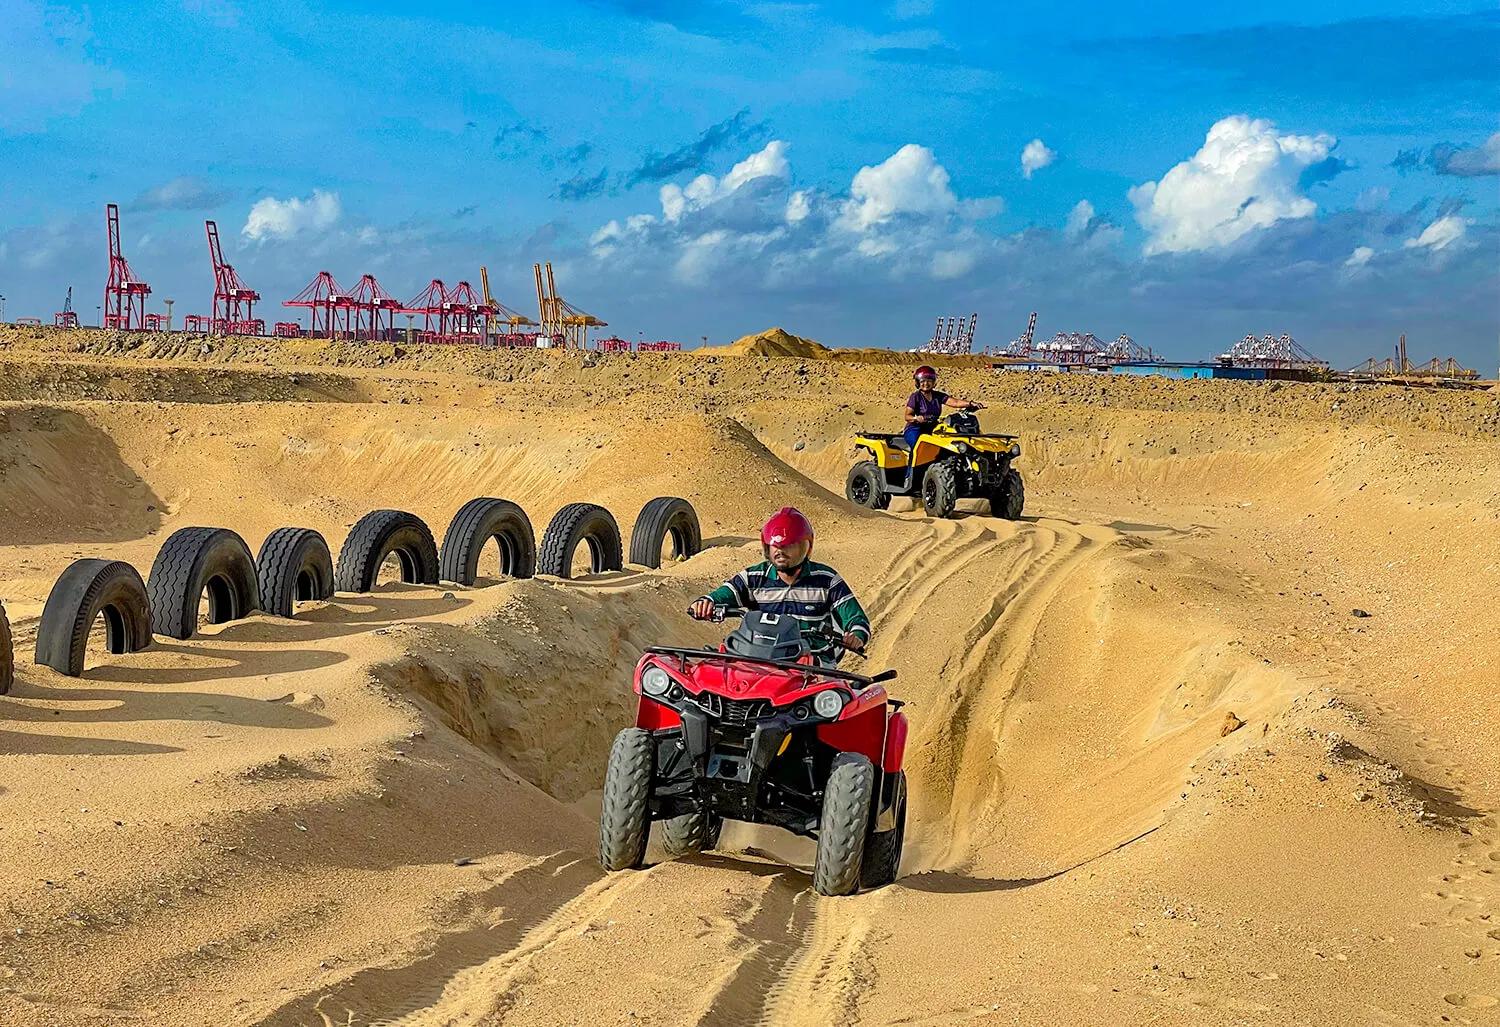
[1, 496, 702, 686]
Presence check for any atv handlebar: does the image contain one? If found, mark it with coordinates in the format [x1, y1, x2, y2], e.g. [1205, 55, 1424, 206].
[688, 605, 867, 660]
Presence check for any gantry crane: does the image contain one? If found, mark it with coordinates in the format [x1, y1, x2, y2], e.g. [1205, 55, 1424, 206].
[533, 261, 605, 348]
[104, 203, 151, 330]
[54, 286, 78, 328]
[480, 265, 537, 340]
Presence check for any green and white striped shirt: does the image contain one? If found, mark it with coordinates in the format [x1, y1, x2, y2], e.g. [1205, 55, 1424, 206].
[703, 560, 872, 661]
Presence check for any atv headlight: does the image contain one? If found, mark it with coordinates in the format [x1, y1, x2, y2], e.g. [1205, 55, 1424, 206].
[641, 666, 672, 697]
[1009, 442, 1021, 457]
[812, 689, 846, 719]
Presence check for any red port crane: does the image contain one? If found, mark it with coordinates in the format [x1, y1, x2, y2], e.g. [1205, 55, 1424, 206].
[402, 279, 449, 340]
[341, 273, 400, 341]
[206, 220, 263, 335]
[53, 286, 78, 328]
[284, 271, 345, 338]
[104, 203, 151, 330]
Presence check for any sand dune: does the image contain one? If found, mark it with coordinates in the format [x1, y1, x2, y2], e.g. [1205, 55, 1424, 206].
[0, 325, 1496, 1025]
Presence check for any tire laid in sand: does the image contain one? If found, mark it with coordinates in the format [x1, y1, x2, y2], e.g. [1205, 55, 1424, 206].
[256, 528, 335, 617]
[439, 498, 536, 585]
[813, 752, 875, 896]
[0, 600, 13, 695]
[147, 527, 260, 640]
[628, 497, 701, 569]
[538, 503, 623, 578]
[599, 727, 653, 871]
[334, 510, 440, 593]
[35, 559, 154, 677]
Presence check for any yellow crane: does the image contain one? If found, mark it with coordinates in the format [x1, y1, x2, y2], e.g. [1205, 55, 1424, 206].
[533, 261, 605, 349]
[480, 265, 537, 340]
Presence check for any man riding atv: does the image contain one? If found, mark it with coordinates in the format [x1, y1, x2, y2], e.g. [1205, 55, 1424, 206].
[904, 364, 983, 448]
[691, 507, 870, 668]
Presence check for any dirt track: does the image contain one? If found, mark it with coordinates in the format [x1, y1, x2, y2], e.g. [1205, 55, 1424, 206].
[0, 326, 1497, 1025]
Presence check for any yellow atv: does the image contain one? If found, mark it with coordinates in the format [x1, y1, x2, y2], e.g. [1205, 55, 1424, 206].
[847, 411, 1024, 519]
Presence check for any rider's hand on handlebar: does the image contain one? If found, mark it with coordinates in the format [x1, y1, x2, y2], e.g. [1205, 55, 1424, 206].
[967, 400, 985, 411]
[690, 598, 718, 621]
[842, 632, 866, 653]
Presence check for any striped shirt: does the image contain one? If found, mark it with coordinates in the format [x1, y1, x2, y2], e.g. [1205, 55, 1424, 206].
[703, 560, 872, 662]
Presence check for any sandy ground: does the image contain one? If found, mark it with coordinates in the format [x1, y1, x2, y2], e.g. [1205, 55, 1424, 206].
[0, 325, 1497, 1026]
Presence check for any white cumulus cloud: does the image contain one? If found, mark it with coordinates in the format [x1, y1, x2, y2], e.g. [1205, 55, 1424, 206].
[1065, 199, 1095, 237]
[1130, 115, 1334, 256]
[838, 144, 957, 232]
[659, 140, 790, 224]
[1021, 139, 1055, 179]
[242, 189, 341, 242]
[1403, 215, 1468, 252]
[1344, 245, 1375, 267]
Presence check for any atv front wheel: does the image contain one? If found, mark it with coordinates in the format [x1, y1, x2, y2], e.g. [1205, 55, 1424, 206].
[599, 728, 654, 871]
[661, 809, 722, 858]
[920, 461, 958, 519]
[861, 771, 906, 889]
[813, 753, 876, 896]
[990, 468, 1025, 520]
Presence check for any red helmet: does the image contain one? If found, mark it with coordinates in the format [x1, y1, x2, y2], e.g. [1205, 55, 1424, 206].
[761, 506, 814, 549]
[914, 365, 938, 382]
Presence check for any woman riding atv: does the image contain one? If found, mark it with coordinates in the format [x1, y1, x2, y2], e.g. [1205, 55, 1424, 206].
[904, 365, 983, 448]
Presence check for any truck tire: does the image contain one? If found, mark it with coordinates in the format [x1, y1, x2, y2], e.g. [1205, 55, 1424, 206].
[334, 510, 439, 593]
[660, 810, 722, 858]
[147, 527, 260, 640]
[861, 771, 906, 889]
[599, 727, 654, 871]
[628, 497, 701, 569]
[920, 461, 958, 519]
[439, 498, 536, 585]
[813, 752, 875, 896]
[538, 503, 622, 578]
[35, 559, 153, 676]
[256, 528, 334, 617]
[0, 600, 13, 694]
[990, 468, 1025, 520]
[844, 461, 889, 510]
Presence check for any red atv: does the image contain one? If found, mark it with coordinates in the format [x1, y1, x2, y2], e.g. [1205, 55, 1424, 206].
[599, 608, 908, 896]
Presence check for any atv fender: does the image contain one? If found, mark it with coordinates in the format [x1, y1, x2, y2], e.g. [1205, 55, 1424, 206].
[636, 695, 682, 730]
[882, 709, 908, 773]
[855, 438, 908, 470]
[816, 703, 887, 766]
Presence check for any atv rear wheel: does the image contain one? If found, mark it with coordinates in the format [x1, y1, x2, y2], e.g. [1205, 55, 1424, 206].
[861, 771, 906, 889]
[990, 468, 1025, 520]
[844, 461, 889, 510]
[813, 753, 876, 896]
[599, 728, 654, 871]
[660, 809, 723, 858]
[920, 461, 958, 519]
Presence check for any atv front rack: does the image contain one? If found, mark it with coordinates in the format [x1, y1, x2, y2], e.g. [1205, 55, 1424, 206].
[644, 645, 897, 689]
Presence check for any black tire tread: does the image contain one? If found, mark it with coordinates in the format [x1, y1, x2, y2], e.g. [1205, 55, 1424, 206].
[813, 752, 875, 896]
[991, 468, 1025, 520]
[256, 527, 334, 617]
[628, 497, 701, 569]
[439, 498, 536, 585]
[922, 461, 958, 519]
[334, 509, 440, 593]
[36, 558, 153, 677]
[660, 810, 719, 858]
[147, 527, 259, 640]
[861, 771, 906, 889]
[599, 728, 653, 871]
[538, 503, 623, 578]
[845, 461, 889, 510]
[0, 600, 13, 695]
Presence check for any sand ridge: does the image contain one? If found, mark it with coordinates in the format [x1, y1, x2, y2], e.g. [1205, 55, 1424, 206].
[0, 325, 1496, 1025]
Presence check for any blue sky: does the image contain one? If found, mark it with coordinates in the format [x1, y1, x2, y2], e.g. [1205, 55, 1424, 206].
[1, 0, 1496, 368]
